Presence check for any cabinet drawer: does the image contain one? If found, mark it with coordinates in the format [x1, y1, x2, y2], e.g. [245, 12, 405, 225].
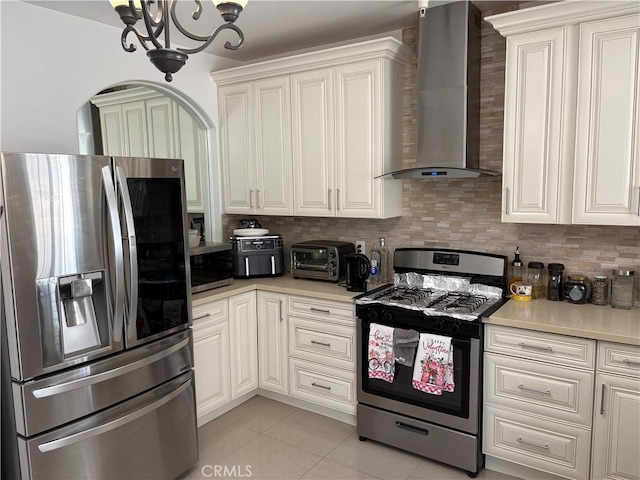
[288, 316, 355, 370]
[597, 342, 640, 378]
[288, 358, 356, 414]
[288, 296, 354, 324]
[485, 325, 595, 369]
[485, 353, 594, 427]
[192, 299, 228, 328]
[484, 405, 591, 480]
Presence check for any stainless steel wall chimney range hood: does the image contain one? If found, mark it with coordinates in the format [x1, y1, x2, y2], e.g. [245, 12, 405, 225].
[386, 1, 499, 179]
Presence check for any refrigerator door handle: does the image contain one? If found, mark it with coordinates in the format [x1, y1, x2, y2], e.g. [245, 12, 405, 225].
[36, 379, 191, 453]
[32, 336, 189, 399]
[102, 167, 125, 343]
[115, 166, 138, 343]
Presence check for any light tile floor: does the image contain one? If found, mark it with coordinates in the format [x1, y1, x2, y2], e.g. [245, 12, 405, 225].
[180, 396, 519, 480]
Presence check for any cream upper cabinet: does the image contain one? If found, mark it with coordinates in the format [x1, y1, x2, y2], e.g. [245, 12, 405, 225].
[218, 78, 293, 215]
[212, 37, 411, 219]
[573, 15, 640, 225]
[291, 68, 334, 215]
[487, 1, 640, 226]
[91, 87, 206, 213]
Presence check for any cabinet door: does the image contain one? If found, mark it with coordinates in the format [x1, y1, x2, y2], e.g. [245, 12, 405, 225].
[192, 301, 231, 421]
[146, 96, 175, 158]
[502, 27, 576, 224]
[218, 84, 255, 214]
[122, 100, 148, 157]
[292, 68, 335, 216]
[573, 15, 640, 226]
[257, 291, 288, 394]
[334, 60, 381, 218]
[99, 104, 126, 156]
[174, 102, 205, 213]
[229, 292, 258, 399]
[591, 372, 640, 480]
[253, 77, 293, 215]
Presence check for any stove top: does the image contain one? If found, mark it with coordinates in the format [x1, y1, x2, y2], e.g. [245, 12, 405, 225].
[357, 283, 503, 321]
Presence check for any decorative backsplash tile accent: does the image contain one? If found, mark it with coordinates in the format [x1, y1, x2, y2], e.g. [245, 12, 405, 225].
[223, 9, 640, 303]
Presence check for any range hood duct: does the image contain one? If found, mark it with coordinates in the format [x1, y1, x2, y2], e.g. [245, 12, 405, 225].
[387, 1, 499, 179]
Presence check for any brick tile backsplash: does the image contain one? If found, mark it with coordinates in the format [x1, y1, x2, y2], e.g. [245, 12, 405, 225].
[223, 10, 640, 303]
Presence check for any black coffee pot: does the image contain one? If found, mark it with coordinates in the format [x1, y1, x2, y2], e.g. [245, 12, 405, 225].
[345, 253, 370, 292]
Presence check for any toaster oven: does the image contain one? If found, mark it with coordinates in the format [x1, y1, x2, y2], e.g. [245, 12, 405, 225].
[290, 240, 355, 282]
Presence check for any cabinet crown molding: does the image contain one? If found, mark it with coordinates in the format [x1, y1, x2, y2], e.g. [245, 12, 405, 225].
[211, 37, 413, 86]
[91, 86, 162, 108]
[486, 0, 640, 36]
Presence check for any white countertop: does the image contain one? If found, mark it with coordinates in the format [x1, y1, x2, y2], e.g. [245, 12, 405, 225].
[486, 299, 640, 346]
[191, 275, 359, 306]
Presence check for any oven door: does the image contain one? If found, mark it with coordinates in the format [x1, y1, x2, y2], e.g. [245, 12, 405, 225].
[357, 317, 481, 435]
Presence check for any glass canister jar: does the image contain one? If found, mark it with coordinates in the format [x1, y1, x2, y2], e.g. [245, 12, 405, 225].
[527, 261, 545, 299]
[591, 275, 609, 306]
[565, 276, 591, 304]
[610, 270, 635, 309]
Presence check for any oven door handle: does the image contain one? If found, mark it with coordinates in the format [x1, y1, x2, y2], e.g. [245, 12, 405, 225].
[395, 421, 429, 436]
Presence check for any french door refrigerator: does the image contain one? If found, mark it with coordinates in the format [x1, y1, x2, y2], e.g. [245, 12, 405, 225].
[0, 153, 198, 479]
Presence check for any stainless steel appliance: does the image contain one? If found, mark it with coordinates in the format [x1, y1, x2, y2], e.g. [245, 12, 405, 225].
[230, 234, 284, 278]
[345, 253, 370, 292]
[190, 242, 233, 293]
[0, 153, 198, 479]
[382, 2, 499, 179]
[290, 240, 355, 282]
[355, 248, 508, 477]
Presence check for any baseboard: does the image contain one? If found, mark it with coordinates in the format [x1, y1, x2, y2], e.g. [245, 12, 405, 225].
[485, 456, 567, 480]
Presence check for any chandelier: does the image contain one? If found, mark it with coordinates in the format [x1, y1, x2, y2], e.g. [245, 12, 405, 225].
[110, 0, 248, 82]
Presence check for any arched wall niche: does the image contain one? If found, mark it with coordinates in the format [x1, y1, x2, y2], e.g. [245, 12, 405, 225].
[77, 80, 222, 243]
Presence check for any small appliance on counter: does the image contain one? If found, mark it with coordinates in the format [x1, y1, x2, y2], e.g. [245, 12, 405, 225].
[290, 240, 355, 282]
[230, 234, 284, 278]
[190, 242, 234, 293]
[345, 253, 370, 292]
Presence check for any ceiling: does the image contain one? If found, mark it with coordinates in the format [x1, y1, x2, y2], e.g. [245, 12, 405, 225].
[24, 0, 524, 63]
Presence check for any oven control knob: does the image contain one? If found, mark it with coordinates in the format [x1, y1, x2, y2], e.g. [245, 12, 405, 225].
[367, 309, 379, 322]
[382, 311, 393, 324]
[451, 322, 462, 334]
[434, 320, 444, 331]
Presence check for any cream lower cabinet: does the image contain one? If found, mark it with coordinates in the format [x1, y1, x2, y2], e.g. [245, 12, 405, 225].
[192, 299, 231, 420]
[483, 325, 596, 479]
[591, 342, 640, 480]
[287, 295, 357, 414]
[213, 37, 410, 219]
[257, 291, 288, 394]
[229, 291, 259, 399]
[487, 2, 640, 226]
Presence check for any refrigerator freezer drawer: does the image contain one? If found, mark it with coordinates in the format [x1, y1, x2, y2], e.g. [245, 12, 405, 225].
[18, 372, 198, 480]
[13, 330, 193, 437]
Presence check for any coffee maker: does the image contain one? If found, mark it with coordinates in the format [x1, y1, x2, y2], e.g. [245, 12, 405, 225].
[345, 254, 370, 292]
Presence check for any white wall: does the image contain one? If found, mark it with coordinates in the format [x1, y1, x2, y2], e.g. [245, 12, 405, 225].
[0, 1, 238, 153]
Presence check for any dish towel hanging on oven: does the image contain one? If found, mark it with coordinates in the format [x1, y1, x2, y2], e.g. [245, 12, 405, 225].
[412, 333, 454, 395]
[368, 323, 395, 383]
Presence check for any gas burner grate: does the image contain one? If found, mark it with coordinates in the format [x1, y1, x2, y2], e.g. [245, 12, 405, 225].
[430, 292, 488, 314]
[372, 286, 440, 305]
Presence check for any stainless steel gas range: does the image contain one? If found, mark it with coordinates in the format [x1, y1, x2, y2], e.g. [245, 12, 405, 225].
[355, 248, 508, 478]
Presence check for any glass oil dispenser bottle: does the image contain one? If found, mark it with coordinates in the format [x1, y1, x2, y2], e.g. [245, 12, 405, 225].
[509, 246, 525, 288]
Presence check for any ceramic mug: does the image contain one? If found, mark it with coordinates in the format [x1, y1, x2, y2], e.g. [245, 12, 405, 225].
[510, 281, 533, 297]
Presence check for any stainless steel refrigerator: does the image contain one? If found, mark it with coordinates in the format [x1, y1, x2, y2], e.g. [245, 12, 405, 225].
[0, 153, 198, 479]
